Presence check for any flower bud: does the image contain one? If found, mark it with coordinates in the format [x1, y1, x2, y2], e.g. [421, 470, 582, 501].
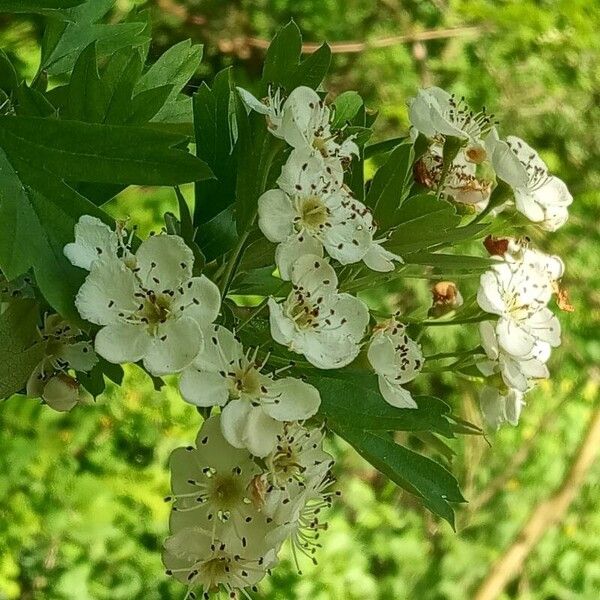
[429, 281, 463, 316]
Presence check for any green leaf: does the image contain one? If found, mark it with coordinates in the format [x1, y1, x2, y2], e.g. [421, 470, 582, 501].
[333, 425, 464, 526]
[261, 21, 330, 93]
[196, 206, 238, 262]
[311, 375, 455, 438]
[403, 252, 494, 272]
[286, 43, 331, 91]
[135, 39, 202, 123]
[345, 104, 367, 201]
[39, 0, 149, 76]
[261, 21, 302, 91]
[0, 299, 45, 400]
[365, 142, 414, 230]
[331, 91, 363, 129]
[0, 0, 83, 13]
[387, 194, 461, 253]
[364, 136, 405, 159]
[193, 68, 238, 225]
[0, 116, 212, 185]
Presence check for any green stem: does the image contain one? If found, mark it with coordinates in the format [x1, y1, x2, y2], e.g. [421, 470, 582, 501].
[236, 299, 269, 331]
[425, 347, 482, 360]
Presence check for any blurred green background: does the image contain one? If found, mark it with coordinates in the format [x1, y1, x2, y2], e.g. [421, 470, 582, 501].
[1, 1, 599, 598]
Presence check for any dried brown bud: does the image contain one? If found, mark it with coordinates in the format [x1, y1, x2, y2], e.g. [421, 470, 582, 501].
[483, 235, 509, 257]
[431, 281, 464, 308]
[556, 285, 575, 312]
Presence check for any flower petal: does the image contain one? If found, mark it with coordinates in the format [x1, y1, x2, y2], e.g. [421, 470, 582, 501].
[135, 235, 194, 292]
[64, 215, 118, 270]
[329, 293, 369, 341]
[242, 407, 283, 457]
[75, 259, 138, 325]
[179, 368, 229, 407]
[95, 322, 152, 364]
[275, 234, 323, 281]
[257, 189, 296, 243]
[378, 376, 417, 409]
[173, 275, 221, 328]
[143, 316, 202, 376]
[56, 341, 98, 372]
[262, 377, 321, 421]
[220, 399, 252, 449]
[496, 318, 535, 357]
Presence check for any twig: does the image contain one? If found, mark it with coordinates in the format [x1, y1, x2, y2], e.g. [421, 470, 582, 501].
[473, 405, 600, 600]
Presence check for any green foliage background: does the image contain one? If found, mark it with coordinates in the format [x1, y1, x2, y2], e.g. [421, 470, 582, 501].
[1, 1, 599, 598]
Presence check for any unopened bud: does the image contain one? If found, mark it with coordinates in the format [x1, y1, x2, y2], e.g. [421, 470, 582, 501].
[429, 281, 463, 317]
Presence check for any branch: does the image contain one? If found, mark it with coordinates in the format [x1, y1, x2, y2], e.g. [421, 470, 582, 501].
[245, 26, 487, 54]
[473, 406, 600, 600]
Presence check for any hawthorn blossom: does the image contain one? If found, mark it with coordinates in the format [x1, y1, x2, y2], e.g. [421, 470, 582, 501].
[367, 319, 424, 409]
[414, 143, 492, 212]
[478, 320, 550, 392]
[477, 261, 561, 358]
[408, 87, 493, 145]
[268, 254, 369, 369]
[179, 326, 321, 457]
[26, 314, 97, 412]
[74, 233, 220, 376]
[485, 131, 572, 231]
[479, 386, 525, 429]
[237, 85, 284, 137]
[258, 149, 373, 270]
[165, 417, 280, 596]
[64, 215, 134, 270]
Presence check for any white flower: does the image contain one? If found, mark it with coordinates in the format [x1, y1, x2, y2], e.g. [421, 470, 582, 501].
[179, 326, 321, 457]
[408, 87, 492, 143]
[26, 314, 97, 412]
[279, 86, 358, 171]
[504, 243, 565, 283]
[485, 132, 572, 231]
[64, 215, 134, 270]
[478, 320, 549, 392]
[479, 386, 525, 429]
[237, 85, 285, 137]
[367, 319, 424, 409]
[268, 254, 369, 369]
[163, 416, 282, 597]
[74, 234, 220, 376]
[477, 261, 561, 358]
[258, 149, 373, 271]
[415, 143, 492, 212]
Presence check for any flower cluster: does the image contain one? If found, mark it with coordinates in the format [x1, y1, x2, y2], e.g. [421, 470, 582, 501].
[410, 87, 572, 226]
[6, 78, 569, 596]
[476, 238, 565, 428]
[163, 415, 335, 599]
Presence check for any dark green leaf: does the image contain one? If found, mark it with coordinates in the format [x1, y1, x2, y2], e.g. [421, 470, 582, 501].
[332, 91, 363, 129]
[333, 425, 464, 526]
[0, 0, 83, 13]
[193, 69, 238, 225]
[387, 194, 461, 253]
[365, 142, 414, 229]
[0, 116, 212, 185]
[261, 21, 302, 92]
[196, 206, 238, 261]
[286, 43, 331, 90]
[403, 252, 494, 272]
[364, 136, 406, 159]
[0, 299, 44, 400]
[312, 374, 455, 438]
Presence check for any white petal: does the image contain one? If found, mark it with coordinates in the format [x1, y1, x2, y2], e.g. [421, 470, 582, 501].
[242, 407, 283, 457]
[291, 254, 338, 295]
[173, 275, 221, 328]
[236, 87, 270, 115]
[514, 188, 546, 222]
[220, 399, 252, 449]
[135, 235, 194, 292]
[268, 299, 295, 346]
[477, 270, 505, 316]
[56, 341, 98, 372]
[479, 387, 505, 430]
[143, 316, 202, 376]
[329, 293, 370, 341]
[262, 377, 321, 421]
[277, 147, 325, 197]
[485, 129, 529, 189]
[275, 234, 323, 281]
[299, 330, 360, 369]
[75, 259, 138, 325]
[378, 376, 417, 409]
[193, 325, 243, 371]
[179, 368, 229, 407]
[257, 189, 296, 243]
[43, 376, 80, 412]
[362, 242, 401, 272]
[95, 322, 151, 364]
[504, 388, 525, 426]
[496, 318, 535, 357]
[407, 90, 438, 137]
[479, 320, 499, 360]
[367, 335, 397, 377]
[322, 215, 372, 265]
[527, 308, 561, 347]
[64, 215, 118, 270]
